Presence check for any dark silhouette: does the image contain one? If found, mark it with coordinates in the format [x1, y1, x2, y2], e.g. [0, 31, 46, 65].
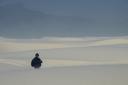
[31, 53, 42, 69]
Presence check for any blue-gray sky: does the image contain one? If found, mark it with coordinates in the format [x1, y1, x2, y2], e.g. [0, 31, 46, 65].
[0, 0, 128, 38]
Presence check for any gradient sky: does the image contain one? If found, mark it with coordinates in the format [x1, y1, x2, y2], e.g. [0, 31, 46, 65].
[0, 0, 128, 38]
[2, 0, 126, 16]
[6, 0, 128, 16]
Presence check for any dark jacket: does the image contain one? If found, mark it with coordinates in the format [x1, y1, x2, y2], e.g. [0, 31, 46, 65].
[31, 57, 42, 68]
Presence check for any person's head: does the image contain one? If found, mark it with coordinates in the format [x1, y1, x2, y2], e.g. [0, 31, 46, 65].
[35, 53, 39, 57]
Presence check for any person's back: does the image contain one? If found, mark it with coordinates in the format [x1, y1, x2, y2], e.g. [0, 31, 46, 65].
[31, 53, 42, 69]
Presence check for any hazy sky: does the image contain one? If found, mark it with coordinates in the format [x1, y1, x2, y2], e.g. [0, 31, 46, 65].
[3, 0, 128, 16]
[0, 0, 128, 38]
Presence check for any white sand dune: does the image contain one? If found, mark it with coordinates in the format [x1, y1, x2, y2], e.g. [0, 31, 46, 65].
[0, 58, 128, 69]
[0, 59, 26, 67]
[0, 36, 128, 85]
[0, 64, 128, 85]
[0, 36, 128, 53]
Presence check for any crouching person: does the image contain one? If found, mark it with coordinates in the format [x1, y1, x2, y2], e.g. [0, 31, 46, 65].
[31, 53, 42, 69]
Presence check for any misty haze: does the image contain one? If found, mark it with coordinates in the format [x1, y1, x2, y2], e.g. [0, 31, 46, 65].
[0, 0, 128, 85]
[0, 0, 128, 38]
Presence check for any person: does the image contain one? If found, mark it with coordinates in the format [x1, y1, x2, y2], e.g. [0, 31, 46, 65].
[31, 53, 43, 69]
